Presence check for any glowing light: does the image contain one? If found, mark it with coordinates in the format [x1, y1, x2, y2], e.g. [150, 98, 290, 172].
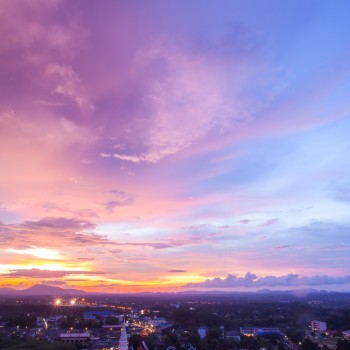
[7, 248, 63, 260]
[55, 298, 61, 305]
[70, 298, 76, 305]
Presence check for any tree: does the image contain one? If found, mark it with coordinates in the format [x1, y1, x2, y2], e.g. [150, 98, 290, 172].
[105, 316, 119, 325]
[337, 339, 350, 350]
[302, 339, 321, 350]
[129, 334, 143, 350]
[0, 337, 82, 349]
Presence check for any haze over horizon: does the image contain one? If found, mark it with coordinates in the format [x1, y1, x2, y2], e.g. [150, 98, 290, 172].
[1, 0, 350, 293]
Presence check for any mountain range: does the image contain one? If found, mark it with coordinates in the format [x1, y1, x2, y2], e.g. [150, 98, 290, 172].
[0, 284, 342, 296]
[0, 284, 86, 296]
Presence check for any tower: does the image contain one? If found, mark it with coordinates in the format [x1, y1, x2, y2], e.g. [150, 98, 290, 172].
[118, 320, 128, 350]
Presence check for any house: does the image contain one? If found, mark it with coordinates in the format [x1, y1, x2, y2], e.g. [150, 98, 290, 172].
[225, 330, 241, 342]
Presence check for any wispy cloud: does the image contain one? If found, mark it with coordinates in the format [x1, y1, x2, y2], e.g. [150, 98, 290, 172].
[45, 63, 94, 113]
[168, 269, 188, 273]
[0, 217, 114, 249]
[2, 268, 105, 278]
[103, 190, 134, 213]
[113, 239, 196, 250]
[40, 280, 66, 286]
[100, 30, 278, 164]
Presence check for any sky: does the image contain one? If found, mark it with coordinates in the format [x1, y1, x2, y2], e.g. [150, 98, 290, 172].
[1, 0, 350, 293]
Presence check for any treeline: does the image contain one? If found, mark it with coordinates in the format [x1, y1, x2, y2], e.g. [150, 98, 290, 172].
[160, 301, 350, 331]
[0, 337, 82, 350]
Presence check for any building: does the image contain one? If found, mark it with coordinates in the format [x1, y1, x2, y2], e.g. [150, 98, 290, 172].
[118, 321, 128, 350]
[253, 328, 282, 337]
[148, 317, 169, 327]
[240, 328, 254, 336]
[239, 327, 282, 337]
[311, 320, 327, 332]
[198, 327, 208, 339]
[60, 332, 90, 343]
[343, 330, 350, 339]
[83, 310, 115, 320]
[225, 330, 241, 342]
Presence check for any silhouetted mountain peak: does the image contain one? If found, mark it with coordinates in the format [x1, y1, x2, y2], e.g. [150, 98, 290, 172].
[20, 284, 86, 296]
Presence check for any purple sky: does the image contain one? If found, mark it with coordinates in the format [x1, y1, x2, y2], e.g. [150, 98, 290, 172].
[1, 0, 350, 292]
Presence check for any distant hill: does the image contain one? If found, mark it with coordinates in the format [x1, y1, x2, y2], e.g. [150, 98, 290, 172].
[21, 284, 86, 296]
[256, 288, 320, 294]
[179, 290, 231, 294]
[0, 284, 86, 296]
[0, 287, 17, 294]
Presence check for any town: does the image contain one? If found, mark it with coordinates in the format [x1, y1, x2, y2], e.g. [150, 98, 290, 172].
[1, 291, 350, 350]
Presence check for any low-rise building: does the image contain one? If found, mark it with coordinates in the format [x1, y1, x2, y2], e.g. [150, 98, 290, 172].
[311, 320, 327, 332]
[240, 328, 254, 336]
[83, 311, 115, 320]
[253, 328, 282, 337]
[240, 327, 282, 337]
[225, 330, 241, 342]
[343, 330, 350, 339]
[60, 332, 91, 343]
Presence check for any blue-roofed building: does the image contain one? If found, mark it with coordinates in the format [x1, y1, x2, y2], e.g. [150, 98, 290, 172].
[83, 311, 115, 320]
[253, 328, 283, 337]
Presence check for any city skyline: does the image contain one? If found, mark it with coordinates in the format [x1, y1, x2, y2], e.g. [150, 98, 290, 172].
[1, 0, 350, 293]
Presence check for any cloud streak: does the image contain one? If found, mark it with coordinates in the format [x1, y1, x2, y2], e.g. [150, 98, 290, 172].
[2, 268, 105, 278]
[0, 217, 114, 249]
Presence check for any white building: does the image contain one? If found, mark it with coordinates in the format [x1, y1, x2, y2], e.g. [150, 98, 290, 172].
[60, 332, 90, 343]
[311, 320, 327, 332]
[225, 330, 241, 342]
[118, 321, 128, 350]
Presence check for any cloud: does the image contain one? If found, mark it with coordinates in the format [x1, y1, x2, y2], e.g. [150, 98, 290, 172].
[109, 249, 122, 254]
[274, 245, 292, 250]
[239, 219, 255, 224]
[101, 153, 144, 164]
[0, 217, 115, 249]
[0, 0, 87, 109]
[1, 268, 105, 278]
[0, 109, 15, 125]
[237, 219, 278, 226]
[22, 217, 95, 230]
[182, 224, 207, 230]
[185, 272, 350, 288]
[168, 270, 188, 273]
[103, 190, 134, 213]
[100, 29, 278, 164]
[40, 280, 66, 286]
[1, 1, 350, 292]
[288, 220, 350, 243]
[0, 217, 202, 255]
[333, 184, 350, 203]
[262, 219, 279, 226]
[113, 239, 195, 250]
[45, 63, 94, 113]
